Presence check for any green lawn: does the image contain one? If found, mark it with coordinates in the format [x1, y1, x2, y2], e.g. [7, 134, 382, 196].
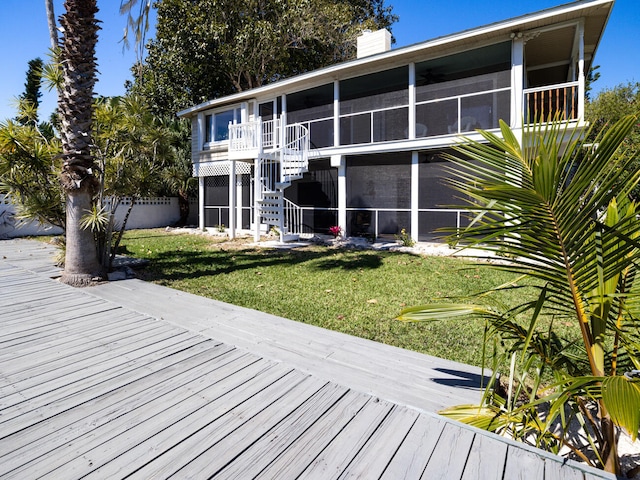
[120, 229, 540, 368]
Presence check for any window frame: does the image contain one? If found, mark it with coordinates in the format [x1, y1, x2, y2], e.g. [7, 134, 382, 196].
[203, 106, 243, 147]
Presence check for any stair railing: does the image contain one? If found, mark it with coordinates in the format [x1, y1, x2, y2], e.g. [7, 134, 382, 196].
[282, 197, 304, 237]
[280, 123, 309, 182]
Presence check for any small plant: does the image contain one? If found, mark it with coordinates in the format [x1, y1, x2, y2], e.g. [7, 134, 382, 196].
[216, 224, 226, 233]
[395, 228, 415, 247]
[329, 225, 342, 238]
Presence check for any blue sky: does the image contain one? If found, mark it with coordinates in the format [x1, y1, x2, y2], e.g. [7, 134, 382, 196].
[1, 0, 638, 122]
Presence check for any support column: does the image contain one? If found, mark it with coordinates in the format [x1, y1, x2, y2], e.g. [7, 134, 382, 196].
[254, 159, 262, 242]
[236, 172, 243, 233]
[229, 160, 236, 239]
[332, 154, 346, 236]
[334, 80, 340, 147]
[408, 63, 416, 139]
[578, 19, 585, 121]
[198, 176, 205, 231]
[511, 35, 525, 130]
[411, 151, 419, 243]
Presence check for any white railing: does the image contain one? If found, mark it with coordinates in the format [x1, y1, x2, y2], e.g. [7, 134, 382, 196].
[228, 118, 281, 153]
[415, 86, 511, 136]
[523, 81, 580, 122]
[229, 120, 259, 152]
[283, 197, 304, 236]
[344, 207, 470, 239]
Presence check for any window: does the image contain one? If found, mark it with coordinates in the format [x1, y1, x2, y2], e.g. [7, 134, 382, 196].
[204, 107, 242, 144]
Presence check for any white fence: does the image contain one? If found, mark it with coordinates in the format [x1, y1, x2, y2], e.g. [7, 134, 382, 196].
[0, 195, 197, 239]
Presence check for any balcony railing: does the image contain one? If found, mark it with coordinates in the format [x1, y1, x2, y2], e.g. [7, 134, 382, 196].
[224, 82, 581, 156]
[228, 118, 280, 155]
[524, 81, 579, 123]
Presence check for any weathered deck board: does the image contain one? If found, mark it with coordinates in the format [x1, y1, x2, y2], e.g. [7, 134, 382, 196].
[252, 390, 374, 479]
[0, 239, 617, 480]
[380, 414, 446, 479]
[212, 382, 351, 479]
[460, 432, 509, 480]
[421, 421, 476, 479]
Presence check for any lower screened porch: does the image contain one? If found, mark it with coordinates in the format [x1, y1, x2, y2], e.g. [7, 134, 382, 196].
[198, 151, 472, 242]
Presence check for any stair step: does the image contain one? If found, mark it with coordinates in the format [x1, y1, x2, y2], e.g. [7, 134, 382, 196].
[261, 214, 282, 222]
[258, 199, 282, 206]
[260, 208, 282, 216]
[282, 175, 303, 183]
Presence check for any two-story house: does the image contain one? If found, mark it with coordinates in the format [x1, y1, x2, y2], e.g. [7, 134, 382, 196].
[178, 0, 614, 242]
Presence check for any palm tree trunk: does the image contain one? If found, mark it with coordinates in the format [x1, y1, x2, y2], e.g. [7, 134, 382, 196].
[58, 0, 105, 285]
[63, 190, 103, 285]
[44, 0, 58, 50]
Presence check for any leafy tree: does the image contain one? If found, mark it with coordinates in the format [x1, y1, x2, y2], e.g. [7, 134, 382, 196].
[1, 60, 63, 232]
[586, 81, 640, 200]
[132, 0, 398, 116]
[91, 94, 188, 267]
[398, 116, 640, 475]
[0, 116, 65, 231]
[16, 58, 44, 126]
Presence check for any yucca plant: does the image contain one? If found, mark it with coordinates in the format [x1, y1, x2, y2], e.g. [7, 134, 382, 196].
[398, 115, 640, 474]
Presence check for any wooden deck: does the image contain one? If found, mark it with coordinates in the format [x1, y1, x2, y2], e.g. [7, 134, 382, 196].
[0, 239, 616, 479]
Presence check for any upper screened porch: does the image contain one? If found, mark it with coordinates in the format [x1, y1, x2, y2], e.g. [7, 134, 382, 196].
[182, 0, 612, 166]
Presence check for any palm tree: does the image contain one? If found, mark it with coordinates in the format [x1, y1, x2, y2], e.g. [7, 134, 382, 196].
[58, 0, 104, 285]
[398, 115, 640, 474]
[41, 0, 152, 285]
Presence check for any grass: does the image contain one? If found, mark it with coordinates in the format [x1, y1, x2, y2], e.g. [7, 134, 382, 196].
[119, 229, 543, 368]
